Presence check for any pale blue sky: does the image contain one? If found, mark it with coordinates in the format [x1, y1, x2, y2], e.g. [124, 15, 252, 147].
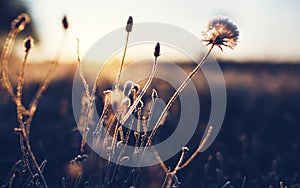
[26, 0, 300, 62]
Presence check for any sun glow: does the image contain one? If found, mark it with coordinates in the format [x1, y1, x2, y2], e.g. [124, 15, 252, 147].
[22, 0, 300, 63]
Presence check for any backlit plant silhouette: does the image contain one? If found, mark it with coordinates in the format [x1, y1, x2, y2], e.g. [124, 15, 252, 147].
[1, 14, 239, 188]
[1, 13, 68, 188]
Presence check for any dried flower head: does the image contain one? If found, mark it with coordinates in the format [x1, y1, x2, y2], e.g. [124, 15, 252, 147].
[126, 16, 133, 32]
[11, 13, 30, 31]
[62, 15, 69, 30]
[133, 83, 140, 92]
[154, 42, 160, 57]
[202, 16, 239, 51]
[24, 36, 34, 53]
[152, 89, 158, 99]
[123, 80, 134, 96]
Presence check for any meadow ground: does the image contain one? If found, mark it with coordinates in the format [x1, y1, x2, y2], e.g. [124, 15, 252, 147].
[0, 61, 299, 187]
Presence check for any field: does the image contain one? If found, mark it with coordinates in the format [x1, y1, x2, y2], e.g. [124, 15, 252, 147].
[1, 61, 299, 187]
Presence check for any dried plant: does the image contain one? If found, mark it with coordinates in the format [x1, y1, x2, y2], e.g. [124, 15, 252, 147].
[70, 15, 239, 188]
[1, 13, 69, 188]
[1, 13, 240, 188]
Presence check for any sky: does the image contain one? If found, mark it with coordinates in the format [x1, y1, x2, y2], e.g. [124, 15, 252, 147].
[20, 0, 300, 63]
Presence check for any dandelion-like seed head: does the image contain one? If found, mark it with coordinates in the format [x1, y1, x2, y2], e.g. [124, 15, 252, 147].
[24, 36, 34, 53]
[11, 13, 30, 31]
[202, 16, 239, 51]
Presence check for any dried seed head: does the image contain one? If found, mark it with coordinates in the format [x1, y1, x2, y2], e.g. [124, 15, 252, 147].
[137, 100, 144, 108]
[182, 146, 189, 152]
[73, 154, 88, 163]
[11, 13, 30, 31]
[152, 89, 158, 99]
[154, 42, 160, 57]
[133, 83, 140, 92]
[103, 90, 112, 95]
[62, 15, 69, 30]
[202, 15, 239, 51]
[123, 80, 134, 96]
[24, 36, 34, 53]
[126, 16, 133, 32]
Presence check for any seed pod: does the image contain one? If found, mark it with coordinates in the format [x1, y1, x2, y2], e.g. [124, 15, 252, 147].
[154, 42, 160, 57]
[126, 16, 133, 32]
[152, 89, 158, 99]
[137, 100, 144, 108]
[62, 15, 69, 30]
[11, 13, 30, 31]
[133, 83, 140, 92]
[24, 36, 34, 53]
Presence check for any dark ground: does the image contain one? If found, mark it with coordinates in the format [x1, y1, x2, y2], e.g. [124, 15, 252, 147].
[0, 62, 300, 188]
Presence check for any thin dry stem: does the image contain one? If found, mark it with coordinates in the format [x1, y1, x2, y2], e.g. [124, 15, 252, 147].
[25, 32, 67, 135]
[120, 56, 158, 125]
[115, 31, 130, 90]
[0, 30, 27, 112]
[77, 39, 91, 98]
[16, 50, 29, 125]
[92, 94, 110, 148]
[77, 39, 93, 154]
[147, 45, 214, 147]
[179, 126, 213, 169]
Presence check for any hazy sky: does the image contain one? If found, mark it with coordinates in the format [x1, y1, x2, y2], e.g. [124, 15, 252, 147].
[24, 0, 300, 62]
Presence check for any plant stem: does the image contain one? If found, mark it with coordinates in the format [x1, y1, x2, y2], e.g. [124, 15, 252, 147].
[147, 45, 214, 146]
[115, 32, 130, 90]
[120, 56, 158, 125]
[179, 126, 213, 169]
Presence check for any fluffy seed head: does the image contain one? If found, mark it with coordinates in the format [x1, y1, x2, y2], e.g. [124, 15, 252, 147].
[11, 13, 30, 31]
[202, 16, 239, 51]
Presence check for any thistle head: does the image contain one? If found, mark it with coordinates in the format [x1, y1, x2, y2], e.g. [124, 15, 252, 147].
[126, 16, 133, 32]
[202, 16, 239, 51]
[11, 13, 30, 31]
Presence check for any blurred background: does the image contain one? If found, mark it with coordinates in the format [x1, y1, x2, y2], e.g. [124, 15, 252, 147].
[0, 0, 300, 187]
[1, 0, 300, 62]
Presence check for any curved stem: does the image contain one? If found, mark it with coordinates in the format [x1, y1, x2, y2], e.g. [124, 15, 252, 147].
[16, 51, 29, 125]
[76, 39, 93, 154]
[147, 45, 214, 146]
[179, 126, 213, 169]
[0, 30, 27, 112]
[120, 56, 158, 125]
[115, 32, 130, 90]
[26, 32, 66, 135]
